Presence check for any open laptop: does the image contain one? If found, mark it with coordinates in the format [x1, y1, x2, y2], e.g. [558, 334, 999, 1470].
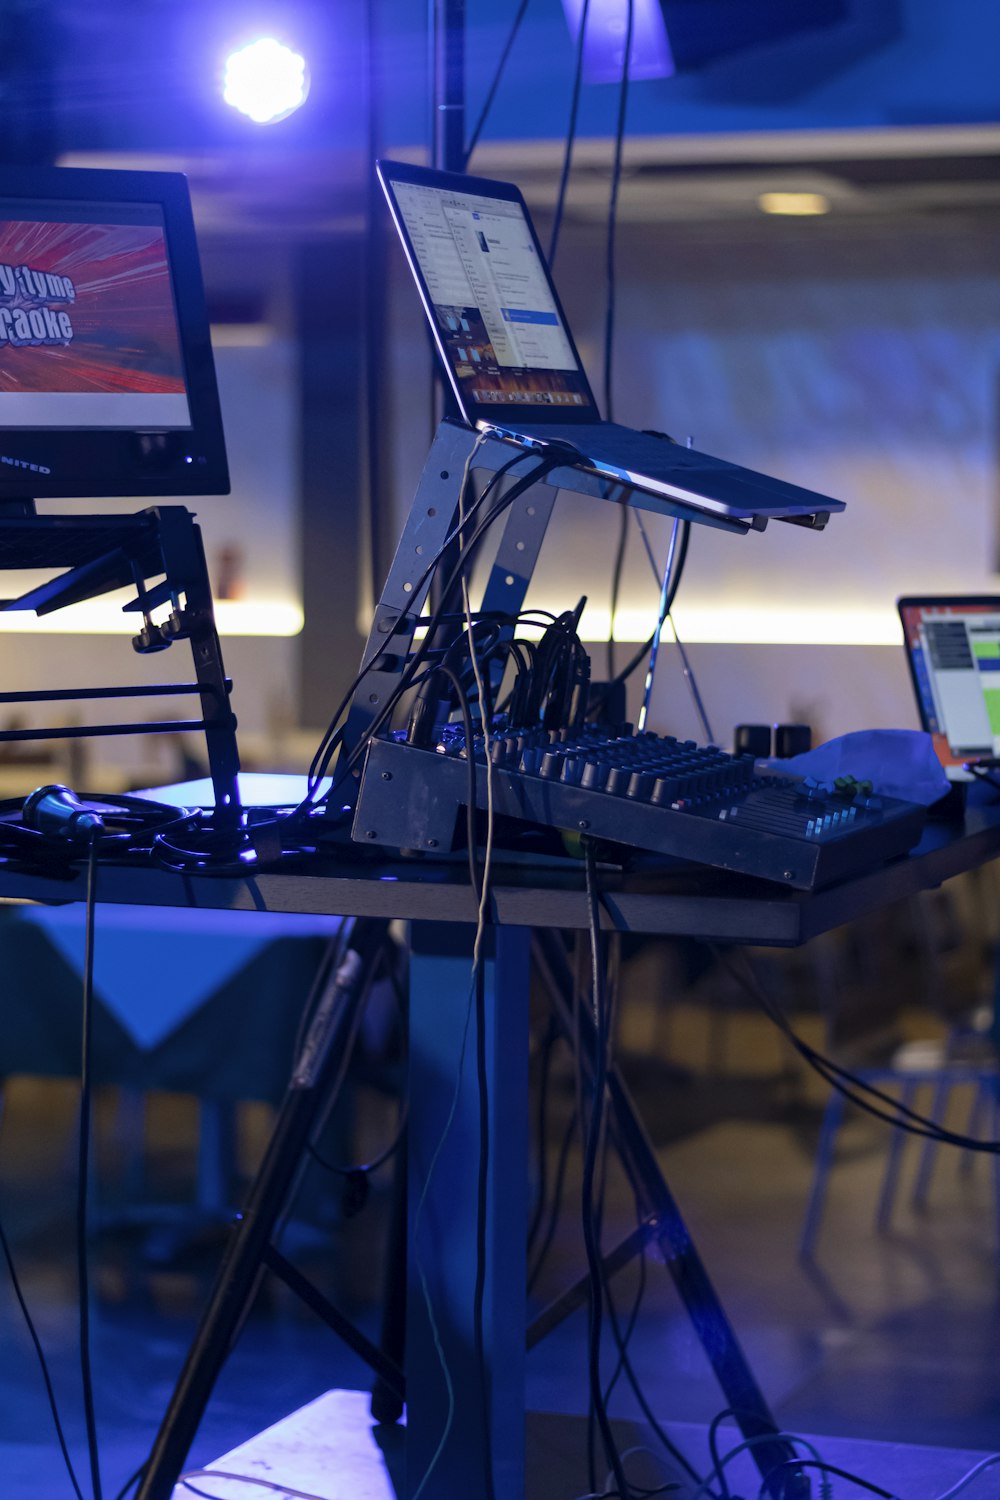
[378, 158, 846, 527]
[899, 595, 1000, 780]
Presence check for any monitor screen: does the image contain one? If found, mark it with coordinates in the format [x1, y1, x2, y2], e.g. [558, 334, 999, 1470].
[0, 166, 228, 499]
[899, 596, 1000, 775]
[379, 160, 598, 425]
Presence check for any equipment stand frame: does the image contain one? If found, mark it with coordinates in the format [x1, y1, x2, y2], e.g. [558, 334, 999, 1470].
[0, 503, 241, 825]
[134, 917, 402, 1500]
[133, 422, 819, 1498]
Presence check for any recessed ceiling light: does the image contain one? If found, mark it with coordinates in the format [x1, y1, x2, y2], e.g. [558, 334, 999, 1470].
[757, 191, 831, 216]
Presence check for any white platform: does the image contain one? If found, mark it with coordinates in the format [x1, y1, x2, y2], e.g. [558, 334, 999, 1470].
[172, 1389, 999, 1499]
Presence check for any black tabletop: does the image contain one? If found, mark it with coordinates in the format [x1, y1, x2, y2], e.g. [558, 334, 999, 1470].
[0, 789, 997, 948]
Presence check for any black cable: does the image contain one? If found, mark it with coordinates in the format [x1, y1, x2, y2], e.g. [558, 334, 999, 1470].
[304, 448, 529, 795]
[603, 0, 633, 422]
[307, 954, 408, 1181]
[527, 1020, 558, 1256]
[587, 1110, 614, 1495]
[715, 948, 1000, 1153]
[585, 1486, 679, 1500]
[548, 0, 591, 268]
[434, 661, 484, 905]
[113, 1464, 145, 1500]
[528, 940, 712, 1498]
[306, 451, 569, 808]
[707, 1409, 735, 1500]
[590, 520, 691, 719]
[631, 511, 711, 740]
[136, 450, 556, 877]
[473, 958, 497, 1500]
[527, 1093, 578, 1291]
[603, 1234, 645, 1408]
[464, 0, 532, 166]
[603, 1281, 713, 1495]
[666, 608, 714, 745]
[180, 1477, 331, 1500]
[601, 0, 633, 683]
[707, 1407, 774, 1500]
[0, 1214, 86, 1500]
[582, 842, 632, 1500]
[606, 509, 628, 683]
[79, 834, 103, 1500]
[290, 929, 355, 1075]
[759, 1457, 896, 1498]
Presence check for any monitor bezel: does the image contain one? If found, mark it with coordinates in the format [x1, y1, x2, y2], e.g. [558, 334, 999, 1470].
[0, 164, 228, 501]
[377, 157, 601, 428]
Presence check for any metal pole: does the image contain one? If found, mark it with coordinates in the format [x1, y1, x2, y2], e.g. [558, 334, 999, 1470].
[430, 0, 465, 171]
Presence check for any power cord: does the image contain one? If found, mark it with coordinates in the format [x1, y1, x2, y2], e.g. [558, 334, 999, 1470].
[933, 1452, 1000, 1500]
[686, 1430, 826, 1500]
[630, 506, 713, 741]
[79, 833, 104, 1500]
[0, 1212, 86, 1500]
[178, 1471, 332, 1500]
[302, 448, 569, 818]
[113, 1462, 145, 1500]
[714, 948, 1000, 1154]
[408, 498, 501, 1500]
[603, 0, 634, 682]
[582, 841, 633, 1500]
[305, 959, 408, 1186]
[458, 441, 500, 1500]
[588, 514, 692, 724]
[602, 1240, 713, 1495]
[549, 0, 591, 267]
[758, 1456, 898, 1498]
[463, 0, 532, 166]
[2, 818, 112, 1500]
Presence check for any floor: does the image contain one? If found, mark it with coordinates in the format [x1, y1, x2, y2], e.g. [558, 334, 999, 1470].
[1, 935, 999, 1500]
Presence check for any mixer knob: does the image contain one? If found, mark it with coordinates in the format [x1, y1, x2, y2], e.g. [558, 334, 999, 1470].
[650, 776, 681, 805]
[561, 757, 584, 786]
[581, 760, 609, 791]
[605, 766, 632, 796]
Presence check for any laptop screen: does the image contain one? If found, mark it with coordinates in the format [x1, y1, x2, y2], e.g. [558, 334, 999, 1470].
[378, 160, 598, 425]
[899, 595, 1000, 776]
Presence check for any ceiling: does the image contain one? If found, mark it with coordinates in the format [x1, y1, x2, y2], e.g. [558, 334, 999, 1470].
[60, 123, 1000, 243]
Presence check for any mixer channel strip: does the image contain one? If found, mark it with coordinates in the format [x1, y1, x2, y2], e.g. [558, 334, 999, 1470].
[353, 725, 927, 889]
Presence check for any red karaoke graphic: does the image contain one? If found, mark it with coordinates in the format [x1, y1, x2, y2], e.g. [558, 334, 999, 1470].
[0, 219, 186, 394]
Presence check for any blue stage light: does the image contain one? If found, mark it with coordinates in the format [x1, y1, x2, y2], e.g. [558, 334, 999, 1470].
[222, 37, 309, 124]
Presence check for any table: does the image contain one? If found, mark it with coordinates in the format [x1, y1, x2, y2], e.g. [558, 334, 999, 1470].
[2, 787, 998, 1500]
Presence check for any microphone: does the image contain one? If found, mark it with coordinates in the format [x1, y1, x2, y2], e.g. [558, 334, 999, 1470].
[22, 784, 105, 841]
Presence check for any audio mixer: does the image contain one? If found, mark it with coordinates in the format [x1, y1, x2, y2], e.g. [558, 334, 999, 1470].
[353, 724, 927, 889]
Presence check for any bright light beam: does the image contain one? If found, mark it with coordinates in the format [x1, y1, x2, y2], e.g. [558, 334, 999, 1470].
[223, 37, 309, 124]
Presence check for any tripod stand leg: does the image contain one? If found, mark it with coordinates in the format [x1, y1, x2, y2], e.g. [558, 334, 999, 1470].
[371, 1136, 407, 1426]
[135, 919, 389, 1500]
[534, 931, 809, 1500]
[406, 921, 530, 1500]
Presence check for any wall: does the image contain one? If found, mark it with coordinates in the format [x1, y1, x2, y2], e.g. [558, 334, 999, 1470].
[0, 336, 302, 787]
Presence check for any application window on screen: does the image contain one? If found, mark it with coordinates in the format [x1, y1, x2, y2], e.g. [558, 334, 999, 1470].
[920, 611, 1000, 757]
